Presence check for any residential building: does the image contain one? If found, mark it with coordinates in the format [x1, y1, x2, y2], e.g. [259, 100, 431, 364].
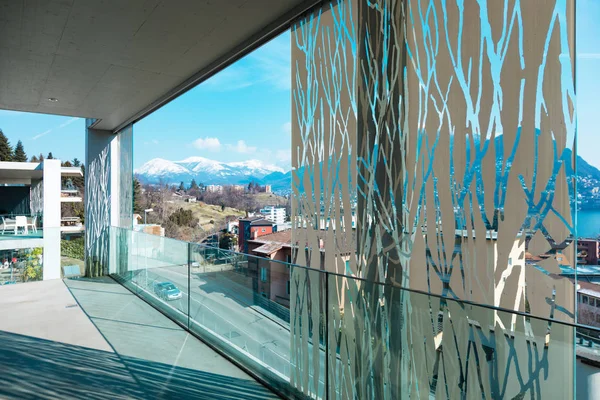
[578, 281, 600, 329]
[238, 216, 276, 254]
[246, 228, 354, 308]
[264, 185, 272, 193]
[0, 160, 83, 281]
[205, 185, 223, 193]
[259, 206, 286, 225]
[579, 239, 600, 265]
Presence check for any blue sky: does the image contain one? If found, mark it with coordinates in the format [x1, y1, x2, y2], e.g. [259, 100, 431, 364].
[0, 31, 292, 169]
[0, 5, 598, 169]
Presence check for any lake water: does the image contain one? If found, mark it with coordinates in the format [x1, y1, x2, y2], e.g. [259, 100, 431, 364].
[577, 210, 600, 238]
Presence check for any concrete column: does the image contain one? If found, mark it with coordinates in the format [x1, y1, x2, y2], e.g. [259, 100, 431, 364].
[42, 159, 61, 280]
[85, 119, 133, 277]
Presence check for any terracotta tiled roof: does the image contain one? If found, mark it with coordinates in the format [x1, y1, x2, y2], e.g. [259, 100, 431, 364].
[248, 228, 356, 255]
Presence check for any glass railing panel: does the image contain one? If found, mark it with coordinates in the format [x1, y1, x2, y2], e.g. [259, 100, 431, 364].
[132, 230, 189, 326]
[185, 244, 322, 399]
[109, 227, 189, 325]
[60, 229, 84, 279]
[326, 273, 582, 399]
[106, 226, 600, 399]
[0, 244, 44, 284]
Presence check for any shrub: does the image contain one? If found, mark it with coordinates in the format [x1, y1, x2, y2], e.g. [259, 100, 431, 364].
[61, 237, 85, 260]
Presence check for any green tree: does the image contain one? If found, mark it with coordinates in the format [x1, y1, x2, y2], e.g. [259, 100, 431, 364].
[179, 181, 185, 192]
[0, 130, 13, 161]
[168, 208, 198, 228]
[189, 179, 199, 190]
[47, 152, 54, 159]
[30, 155, 39, 162]
[72, 158, 81, 167]
[219, 230, 238, 250]
[12, 140, 27, 162]
[38, 153, 44, 162]
[133, 177, 143, 214]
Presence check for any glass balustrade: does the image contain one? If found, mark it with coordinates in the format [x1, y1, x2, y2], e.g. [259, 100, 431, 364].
[107, 226, 598, 399]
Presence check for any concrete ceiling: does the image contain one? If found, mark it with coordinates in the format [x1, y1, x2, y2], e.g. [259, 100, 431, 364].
[0, 0, 315, 131]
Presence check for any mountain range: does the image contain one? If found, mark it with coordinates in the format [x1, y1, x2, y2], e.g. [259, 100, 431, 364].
[135, 157, 292, 191]
[135, 150, 600, 194]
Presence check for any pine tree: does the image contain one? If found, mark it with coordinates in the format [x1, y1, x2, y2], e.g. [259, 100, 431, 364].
[47, 152, 54, 160]
[133, 178, 143, 214]
[190, 179, 199, 190]
[72, 158, 81, 167]
[13, 140, 27, 162]
[0, 130, 13, 161]
[30, 155, 39, 162]
[38, 153, 44, 162]
[179, 182, 185, 192]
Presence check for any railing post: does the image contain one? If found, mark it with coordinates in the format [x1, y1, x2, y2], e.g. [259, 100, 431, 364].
[188, 242, 191, 331]
[325, 271, 329, 400]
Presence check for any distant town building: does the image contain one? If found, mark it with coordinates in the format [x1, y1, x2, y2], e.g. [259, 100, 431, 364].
[260, 206, 286, 225]
[264, 185, 272, 193]
[231, 185, 245, 192]
[205, 185, 223, 193]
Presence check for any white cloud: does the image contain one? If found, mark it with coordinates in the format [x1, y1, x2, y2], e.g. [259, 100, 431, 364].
[282, 121, 291, 135]
[33, 117, 78, 140]
[193, 137, 221, 152]
[228, 140, 257, 154]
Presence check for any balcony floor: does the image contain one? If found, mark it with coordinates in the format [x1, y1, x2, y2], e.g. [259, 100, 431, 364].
[0, 277, 277, 399]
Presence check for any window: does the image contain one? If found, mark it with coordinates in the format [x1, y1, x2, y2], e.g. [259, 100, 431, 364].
[286, 254, 292, 264]
[583, 295, 589, 305]
[596, 314, 600, 324]
[260, 267, 268, 282]
[262, 228, 266, 232]
[596, 297, 600, 308]
[508, 258, 512, 266]
[287, 280, 290, 295]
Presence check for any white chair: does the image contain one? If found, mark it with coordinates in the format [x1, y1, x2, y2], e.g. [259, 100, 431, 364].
[27, 216, 37, 233]
[15, 216, 28, 235]
[1, 217, 16, 234]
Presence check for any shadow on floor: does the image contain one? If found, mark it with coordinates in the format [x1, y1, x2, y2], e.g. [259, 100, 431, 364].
[0, 329, 276, 400]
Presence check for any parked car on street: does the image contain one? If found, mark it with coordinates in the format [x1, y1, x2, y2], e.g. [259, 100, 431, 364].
[153, 281, 182, 301]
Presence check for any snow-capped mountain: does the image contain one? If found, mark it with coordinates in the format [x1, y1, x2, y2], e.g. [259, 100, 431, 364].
[135, 157, 288, 188]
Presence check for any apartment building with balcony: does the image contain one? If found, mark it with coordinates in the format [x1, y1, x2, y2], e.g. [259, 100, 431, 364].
[259, 205, 287, 225]
[0, 160, 83, 281]
[0, 1, 598, 399]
